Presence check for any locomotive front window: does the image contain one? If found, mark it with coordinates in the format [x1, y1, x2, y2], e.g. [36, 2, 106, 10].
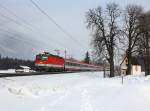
[41, 56, 48, 60]
[36, 54, 48, 60]
[36, 55, 41, 60]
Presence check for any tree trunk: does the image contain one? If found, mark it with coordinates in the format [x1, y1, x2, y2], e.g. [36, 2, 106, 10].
[144, 33, 150, 76]
[110, 61, 114, 77]
[109, 51, 114, 77]
[145, 39, 150, 76]
[126, 50, 132, 75]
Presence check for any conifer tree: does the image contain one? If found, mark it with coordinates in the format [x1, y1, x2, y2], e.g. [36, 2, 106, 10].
[84, 52, 90, 64]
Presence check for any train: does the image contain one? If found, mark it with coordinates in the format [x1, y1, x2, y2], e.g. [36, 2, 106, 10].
[34, 52, 102, 72]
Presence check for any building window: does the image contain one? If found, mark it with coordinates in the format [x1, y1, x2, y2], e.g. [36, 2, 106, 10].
[125, 59, 128, 64]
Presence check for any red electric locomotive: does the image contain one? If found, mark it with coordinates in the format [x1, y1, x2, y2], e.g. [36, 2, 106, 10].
[35, 52, 65, 71]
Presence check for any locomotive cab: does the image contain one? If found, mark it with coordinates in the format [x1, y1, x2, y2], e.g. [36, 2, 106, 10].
[35, 52, 65, 72]
[36, 54, 48, 61]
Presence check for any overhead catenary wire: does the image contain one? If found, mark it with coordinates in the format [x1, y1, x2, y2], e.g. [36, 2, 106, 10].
[0, 29, 40, 53]
[0, 12, 57, 52]
[0, 12, 51, 49]
[0, 12, 34, 32]
[0, 1, 87, 59]
[29, 0, 87, 49]
[0, 4, 33, 28]
[0, 5, 69, 51]
[0, 28, 42, 49]
[0, 28, 60, 54]
[0, 4, 74, 52]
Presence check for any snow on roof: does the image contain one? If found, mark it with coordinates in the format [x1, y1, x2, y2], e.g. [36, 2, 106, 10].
[16, 66, 31, 69]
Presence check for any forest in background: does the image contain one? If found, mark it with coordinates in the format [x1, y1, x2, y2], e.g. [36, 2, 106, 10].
[0, 55, 34, 70]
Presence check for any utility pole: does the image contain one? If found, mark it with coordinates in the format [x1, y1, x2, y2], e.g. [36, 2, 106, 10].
[64, 50, 67, 72]
[64, 50, 67, 60]
[121, 74, 124, 84]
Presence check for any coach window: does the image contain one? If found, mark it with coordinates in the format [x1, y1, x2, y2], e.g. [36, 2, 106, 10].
[67, 62, 69, 65]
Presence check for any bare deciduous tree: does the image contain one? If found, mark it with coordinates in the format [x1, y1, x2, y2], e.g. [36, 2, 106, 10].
[86, 3, 120, 77]
[123, 5, 143, 75]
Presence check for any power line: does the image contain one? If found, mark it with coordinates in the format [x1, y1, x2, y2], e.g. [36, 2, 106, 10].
[0, 12, 54, 50]
[0, 2, 86, 58]
[0, 12, 34, 32]
[29, 0, 86, 48]
[0, 7, 67, 52]
[0, 4, 72, 50]
[0, 29, 40, 52]
[0, 28, 66, 56]
[0, 28, 39, 47]
[0, 28, 64, 54]
[0, 4, 32, 27]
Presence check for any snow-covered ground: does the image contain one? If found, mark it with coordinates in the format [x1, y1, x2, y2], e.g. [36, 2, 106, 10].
[0, 71, 150, 111]
[0, 69, 15, 73]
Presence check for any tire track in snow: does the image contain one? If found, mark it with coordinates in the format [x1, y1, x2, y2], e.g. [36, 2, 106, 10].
[39, 90, 71, 111]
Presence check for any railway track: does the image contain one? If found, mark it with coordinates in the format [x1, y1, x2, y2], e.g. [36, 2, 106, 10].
[0, 71, 99, 78]
[0, 71, 78, 78]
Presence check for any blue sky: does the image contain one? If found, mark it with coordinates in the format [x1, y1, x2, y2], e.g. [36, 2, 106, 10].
[0, 0, 150, 60]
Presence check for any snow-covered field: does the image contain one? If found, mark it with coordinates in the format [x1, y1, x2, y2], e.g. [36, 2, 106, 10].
[0, 71, 150, 111]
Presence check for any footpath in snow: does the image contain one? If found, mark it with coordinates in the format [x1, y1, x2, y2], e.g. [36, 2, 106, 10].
[0, 71, 150, 111]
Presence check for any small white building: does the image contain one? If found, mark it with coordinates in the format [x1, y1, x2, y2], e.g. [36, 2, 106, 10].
[131, 65, 141, 75]
[15, 66, 31, 73]
[120, 57, 141, 75]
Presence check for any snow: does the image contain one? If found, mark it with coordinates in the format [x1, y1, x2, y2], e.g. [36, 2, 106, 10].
[0, 69, 15, 73]
[0, 71, 150, 111]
